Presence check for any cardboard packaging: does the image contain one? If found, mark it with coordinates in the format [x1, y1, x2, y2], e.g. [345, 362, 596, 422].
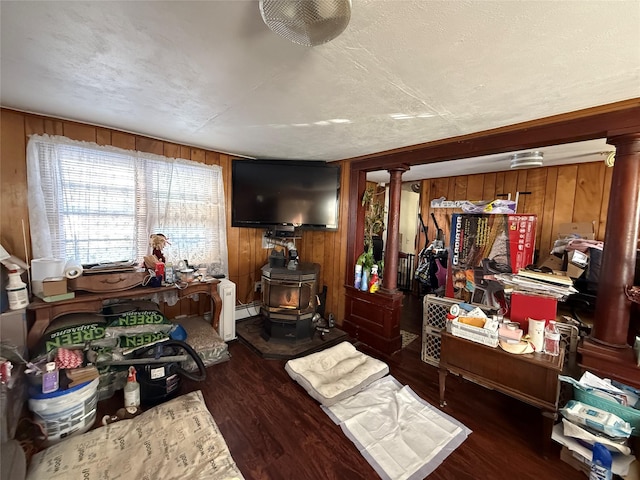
[559, 446, 591, 476]
[558, 222, 595, 240]
[565, 250, 588, 279]
[446, 214, 537, 303]
[42, 277, 67, 297]
[541, 222, 597, 278]
[538, 254, 564, 271]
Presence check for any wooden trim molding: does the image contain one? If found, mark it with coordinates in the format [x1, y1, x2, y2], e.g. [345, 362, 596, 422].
[348, 98, 640, 171]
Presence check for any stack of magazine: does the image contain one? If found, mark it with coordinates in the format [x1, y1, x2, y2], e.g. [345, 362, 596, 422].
[494, 268, 577, 300]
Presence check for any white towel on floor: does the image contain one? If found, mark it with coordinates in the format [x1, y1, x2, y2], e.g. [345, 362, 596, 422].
[323, 376, 471, 480]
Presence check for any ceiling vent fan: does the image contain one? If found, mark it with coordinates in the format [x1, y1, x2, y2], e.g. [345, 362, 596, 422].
[259, 0, 352, 47]
[510, 151, 544, 169]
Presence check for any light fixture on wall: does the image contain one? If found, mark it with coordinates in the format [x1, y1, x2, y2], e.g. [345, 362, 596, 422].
[510, 151, 544, 169]
[259, 0, 352, 47]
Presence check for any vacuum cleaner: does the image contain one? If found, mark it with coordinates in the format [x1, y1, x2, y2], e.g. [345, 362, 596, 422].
[131, 340, 206, 407]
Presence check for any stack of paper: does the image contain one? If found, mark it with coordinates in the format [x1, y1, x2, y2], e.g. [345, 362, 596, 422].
[516, 269, 574, 286]
[494, 271, 578, 300]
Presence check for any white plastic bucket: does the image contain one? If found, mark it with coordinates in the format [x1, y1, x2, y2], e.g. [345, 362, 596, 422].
[28, 378, 99, 446]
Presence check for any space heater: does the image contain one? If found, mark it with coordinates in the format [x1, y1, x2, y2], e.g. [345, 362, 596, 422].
[217, 278, 237, 341]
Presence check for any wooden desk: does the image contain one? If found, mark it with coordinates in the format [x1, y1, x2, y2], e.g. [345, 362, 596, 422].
[439, 331, 564, 457]
[26, 281, 221, 353]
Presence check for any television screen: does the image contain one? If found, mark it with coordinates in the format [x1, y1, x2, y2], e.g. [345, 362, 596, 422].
[231, 159, 341, 230]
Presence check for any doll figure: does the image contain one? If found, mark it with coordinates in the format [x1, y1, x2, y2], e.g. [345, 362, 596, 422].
[149, 233, 169, 263]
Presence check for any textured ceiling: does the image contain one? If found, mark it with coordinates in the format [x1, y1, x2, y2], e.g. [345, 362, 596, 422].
[1, 1, 639, 181]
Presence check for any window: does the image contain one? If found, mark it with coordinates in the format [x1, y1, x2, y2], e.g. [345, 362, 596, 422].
[26, 134, 228, 276]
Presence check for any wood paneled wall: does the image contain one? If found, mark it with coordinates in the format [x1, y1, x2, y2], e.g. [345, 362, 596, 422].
[416, 164, 613, 261]
[0, 109, 350, 322]
[1, 108, 614, 324]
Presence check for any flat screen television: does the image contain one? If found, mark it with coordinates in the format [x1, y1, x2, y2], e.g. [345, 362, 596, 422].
[231, 159, 341, 231]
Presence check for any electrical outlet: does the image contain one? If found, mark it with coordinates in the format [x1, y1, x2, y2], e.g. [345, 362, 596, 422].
[254, 281, 262, 292]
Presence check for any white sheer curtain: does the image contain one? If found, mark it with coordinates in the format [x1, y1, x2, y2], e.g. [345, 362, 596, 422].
[26, 134, 228, 276]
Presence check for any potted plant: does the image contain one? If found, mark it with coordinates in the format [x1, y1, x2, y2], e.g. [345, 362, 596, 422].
[356, 186, 386, 289]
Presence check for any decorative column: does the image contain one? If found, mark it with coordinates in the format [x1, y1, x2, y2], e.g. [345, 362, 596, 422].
[342, 164, 408, 355]
[593, 134, 640, 345]
[579, 133, 640, 388]
[381, 166, 408, 292]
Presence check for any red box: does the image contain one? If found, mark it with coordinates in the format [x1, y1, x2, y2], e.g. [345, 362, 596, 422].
[509, 292, 557, 332]
[446, 214, 537, 305]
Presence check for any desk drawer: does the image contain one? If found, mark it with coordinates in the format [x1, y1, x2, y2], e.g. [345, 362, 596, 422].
[69, 272, 147, 292]
[441, 333, 563, 408]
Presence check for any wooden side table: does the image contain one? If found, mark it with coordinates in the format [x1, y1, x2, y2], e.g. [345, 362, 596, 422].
[439, 331, 564, 457]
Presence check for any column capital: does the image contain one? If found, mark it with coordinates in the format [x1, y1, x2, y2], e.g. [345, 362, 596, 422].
[607, 132, 640, 153]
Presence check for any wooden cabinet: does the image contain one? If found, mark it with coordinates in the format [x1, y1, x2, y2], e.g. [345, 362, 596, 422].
[342, 285, 403, 354]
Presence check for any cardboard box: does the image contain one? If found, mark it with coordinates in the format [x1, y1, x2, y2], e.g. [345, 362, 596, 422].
[538, 254, 564, 271]
[568, 250, 588, 268]
[558, 222, 595, 240]
[560, 446, 590, 477]
[446, 214, 537, 302]
[42, 277, 67, 296]
[450, 320, 499, 347]
[565, 250, 587, 279]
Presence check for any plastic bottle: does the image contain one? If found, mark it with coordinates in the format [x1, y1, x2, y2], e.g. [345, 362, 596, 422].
[165, 262, 175, 284]
[124, 366, 141, 413]
[369, 265, 380, 293]
[589, 442, 612, 480]
[354, 264, 362, 289]
[543, 320, 560, 356]
[360, 268, 369, 292]
[41, 362, 59, 394]
[155, 262, 165, 285]
[6, 264, 29, 310]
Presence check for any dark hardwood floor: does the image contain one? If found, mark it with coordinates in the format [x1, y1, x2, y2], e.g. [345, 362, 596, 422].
[96, 292, 583, 479]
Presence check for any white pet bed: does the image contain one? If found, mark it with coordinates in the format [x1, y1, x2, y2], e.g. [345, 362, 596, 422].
[285, 341, 389, 406]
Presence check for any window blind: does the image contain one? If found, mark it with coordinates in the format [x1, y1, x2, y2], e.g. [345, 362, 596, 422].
[26, 134, 228, 276]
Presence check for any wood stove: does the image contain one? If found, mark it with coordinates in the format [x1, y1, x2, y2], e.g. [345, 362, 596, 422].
[261, 262, 320, 342]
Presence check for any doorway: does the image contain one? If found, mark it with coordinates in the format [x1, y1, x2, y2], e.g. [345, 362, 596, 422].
[398, 182, 422, 335]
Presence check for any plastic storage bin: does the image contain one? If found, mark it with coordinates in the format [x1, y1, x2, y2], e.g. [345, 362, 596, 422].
[28, 378, 99, 445]
[573, 386, 640, 437]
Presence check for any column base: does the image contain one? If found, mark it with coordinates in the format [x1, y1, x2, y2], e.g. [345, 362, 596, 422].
[578, 337, 639, 389]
